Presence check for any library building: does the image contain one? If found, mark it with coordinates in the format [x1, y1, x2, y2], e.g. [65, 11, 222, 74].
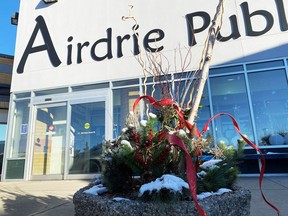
[1, 0, 288, 181]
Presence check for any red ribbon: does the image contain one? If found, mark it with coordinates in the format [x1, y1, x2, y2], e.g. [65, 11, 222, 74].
[132, 96, 280, 216]
[133, 95, 174, 111]
[201, 113, 280, 216]
[133, 95, 206, 215]
[159, 133, 207, 216]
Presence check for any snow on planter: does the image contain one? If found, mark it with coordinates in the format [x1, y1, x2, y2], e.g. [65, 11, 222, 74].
[139, 174, 189, 196]
[83, 184, 108, 195]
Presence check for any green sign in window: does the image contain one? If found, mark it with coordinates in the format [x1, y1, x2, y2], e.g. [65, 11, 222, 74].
[6, 159, 25, 179]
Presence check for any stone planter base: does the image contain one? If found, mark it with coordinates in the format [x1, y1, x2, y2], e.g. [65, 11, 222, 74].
[73, 186, 251, 216]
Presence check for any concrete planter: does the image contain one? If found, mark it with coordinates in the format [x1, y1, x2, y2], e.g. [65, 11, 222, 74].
[73, 186, 251, 216]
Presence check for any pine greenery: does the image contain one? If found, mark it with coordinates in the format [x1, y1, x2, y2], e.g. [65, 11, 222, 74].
[102, 107, 245, 199]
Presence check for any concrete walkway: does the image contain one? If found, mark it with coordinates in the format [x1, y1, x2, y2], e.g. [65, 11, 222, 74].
[0, 180, 89, 216]
[0, 177, 287, 216]
[237, 176, 288, 216]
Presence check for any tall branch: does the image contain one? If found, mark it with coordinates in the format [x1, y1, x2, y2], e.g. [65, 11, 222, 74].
[187, 0, 225, 126]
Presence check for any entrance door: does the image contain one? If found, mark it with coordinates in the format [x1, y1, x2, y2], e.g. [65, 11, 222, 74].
[31, 103, 67, 179]
[68, 101, 105, 175]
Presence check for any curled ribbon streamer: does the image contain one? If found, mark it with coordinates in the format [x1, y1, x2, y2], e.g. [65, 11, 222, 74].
[132, 95, 174, 111]
[201, 113, 280, 216]
[158, 133, 207, 216]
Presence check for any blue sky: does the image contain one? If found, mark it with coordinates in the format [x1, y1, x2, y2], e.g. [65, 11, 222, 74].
[0, 1, 20, 140]
[0, 0, 20, 56]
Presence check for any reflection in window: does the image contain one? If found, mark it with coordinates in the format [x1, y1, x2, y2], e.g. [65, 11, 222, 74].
[248, 69, 288, 146]
[113, 87, 140, 139]
[174, 79, 194, 106]
[9, 100, 30, 158]
[32, 105, 67, 176]
[144, 83, 172, 120]
[69, 102, 105, 174]
[0, 124, 6, 143]
[146, 81, 172, 100]
[176, 80, 211, 132]
[194, 84, 211, 135]
[246, 60, 284, 71]
[0, 124, 7, 173]
[210, 75, 254, 147]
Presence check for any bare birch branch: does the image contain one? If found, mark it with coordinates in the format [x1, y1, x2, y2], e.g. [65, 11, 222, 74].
[187, 0, 225, 126]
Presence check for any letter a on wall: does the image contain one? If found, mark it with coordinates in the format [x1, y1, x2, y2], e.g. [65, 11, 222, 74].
[17, 15, 61, 74]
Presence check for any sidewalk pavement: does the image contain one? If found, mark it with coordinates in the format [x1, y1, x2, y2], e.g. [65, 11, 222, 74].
[237, 176, 288, 216]
[0, 180, 89, 216]
[0, 176, 287, 216]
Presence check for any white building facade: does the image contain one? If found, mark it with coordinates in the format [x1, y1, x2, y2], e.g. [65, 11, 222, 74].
[2, 0, 288, 180]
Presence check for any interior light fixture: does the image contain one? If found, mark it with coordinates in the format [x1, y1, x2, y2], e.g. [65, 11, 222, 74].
[11, 12, 19, 25]
[42, 0, 58, 4]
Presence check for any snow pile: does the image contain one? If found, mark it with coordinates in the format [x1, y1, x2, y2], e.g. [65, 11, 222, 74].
[120, 140, 133, 149]
[149, 112, 157, 118]
[140, 120, 147, 126]
[83, 184, 108, 195]
[168, 129, 186, 135]
[91, 176, 103, 185]
[197, 188, 232, 200]
[197, 170, 207, 178]
[139, 174, 189, 196]
[200, 159, 222, 169]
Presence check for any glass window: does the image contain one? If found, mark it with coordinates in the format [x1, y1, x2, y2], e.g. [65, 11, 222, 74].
[174, 80, 211, 130]
[0, 124, 6, 142]
[210, 74, 254, 147]
[248, 69, 288, 146]
[5, 100, 29, 179]
[145, 82, 172, 100]
[210, 65, 244, 75]
[8, 100, 30, 158]
[142, 74, 172, 84]
[193, 85, 211, 135]
[15, 92, 30, 99]
[34, 88, 68, 96]
[113, 87, 140, 139]
[174, 78, 194, 106]
[143, 83, 171, 121]
[246, 60, 284, 71]
[32, 105, 67, 176]
[69, 102, 105, 174]
[72, 83, 109, 91]
[113, 79, 139, 87]
[0, 124, 7, 174]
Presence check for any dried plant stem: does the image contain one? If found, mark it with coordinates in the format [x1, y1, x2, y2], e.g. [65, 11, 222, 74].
[122, 5, 150, 117]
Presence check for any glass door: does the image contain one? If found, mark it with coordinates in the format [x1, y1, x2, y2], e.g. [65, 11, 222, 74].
[31, 103, 67, 179]
[68, 101, 105, 175]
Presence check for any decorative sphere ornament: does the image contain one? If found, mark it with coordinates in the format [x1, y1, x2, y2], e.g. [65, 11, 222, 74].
[269, 134, 284, 145]
[283, 134, 288, 144]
